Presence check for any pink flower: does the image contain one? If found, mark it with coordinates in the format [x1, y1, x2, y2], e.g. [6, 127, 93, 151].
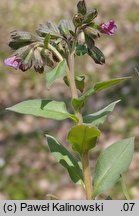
[100, 20, 117, 36]
[4, 55, 21, 69]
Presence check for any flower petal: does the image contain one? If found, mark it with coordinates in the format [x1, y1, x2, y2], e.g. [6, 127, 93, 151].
[100, 20, 117, 36]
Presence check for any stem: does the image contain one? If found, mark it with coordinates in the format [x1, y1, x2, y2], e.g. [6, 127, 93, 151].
[48, 43, 93, 199]
[67, 53, 83, 123]
[81, 152, 93, 199]
[67, 53, 93, 200]
[120, 175, 131, 200]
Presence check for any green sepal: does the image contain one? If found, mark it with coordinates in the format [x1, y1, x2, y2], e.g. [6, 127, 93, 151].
[44, 34, 51, 48]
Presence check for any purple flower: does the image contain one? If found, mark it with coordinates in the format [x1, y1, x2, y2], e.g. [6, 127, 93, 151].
[4, 55, 21, 69]
[100, 20, 117, 36]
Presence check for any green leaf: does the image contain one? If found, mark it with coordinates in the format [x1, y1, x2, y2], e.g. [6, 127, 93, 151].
[64, 75, 85, 93]
[72, 77, 130, 111]
[83, 100, 120, 127]
[93, 137, 134, 198]
[88, 46, 105, 65]
[94, 77, 130, 92]
[75, 75, 85, 93]
[46, 135, 83, 184]
[6, 100, 78, 122]
[67, 124, 100, 154]
[46, 60, 67, 87]
[76, 45, 88, 56]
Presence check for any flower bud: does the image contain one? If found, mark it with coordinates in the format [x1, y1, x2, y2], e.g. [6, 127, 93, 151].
[84, 27, 101, 39]
[73, 13, 84, 27]
[77, 0, 87, 15]
[77, 31, 85, 45]
[19, 49, 33, 72]
[9, 31, 37, 49]
[41, 49, 55, 68]
[33, 47, 44, 73]
[83, 9, 98, 24]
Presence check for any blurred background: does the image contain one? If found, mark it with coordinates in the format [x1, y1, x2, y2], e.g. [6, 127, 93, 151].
[0, 0, 139, 200]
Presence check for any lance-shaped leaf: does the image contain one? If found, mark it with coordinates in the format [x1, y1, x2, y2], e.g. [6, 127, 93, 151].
[6, 100, 78, 122]
[46, 60, 67, 87]
[83, 100, 120, 127]
[93, 137, 134, 198]
[46, 135, 83, 185]
[68, 124, 100, 154]
[88, 46, 105, 65]
[72, 77, 130, 111]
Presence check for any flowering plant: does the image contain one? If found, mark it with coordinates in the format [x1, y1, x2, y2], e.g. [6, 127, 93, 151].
[5, 0, 134, 200]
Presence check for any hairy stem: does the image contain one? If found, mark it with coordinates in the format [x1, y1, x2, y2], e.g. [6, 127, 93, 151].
[67, 53, 83, 123]
[81, 152, 93, 200]
[48, 43, 93, 199]
[67, 53, 93, 200]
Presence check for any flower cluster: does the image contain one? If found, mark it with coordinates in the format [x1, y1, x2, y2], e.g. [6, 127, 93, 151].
[4, 0, 117, 71]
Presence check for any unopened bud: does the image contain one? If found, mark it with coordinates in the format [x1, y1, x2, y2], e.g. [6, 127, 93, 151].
[73, 13, 84, 27]
[77, 0, 87, 15]
[83, 9, 98, 24]
[84, 27, 101, 39]
[77, 31, 85, 45]
[33, 47, 44, 73]
[19, 49, 33, 72]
